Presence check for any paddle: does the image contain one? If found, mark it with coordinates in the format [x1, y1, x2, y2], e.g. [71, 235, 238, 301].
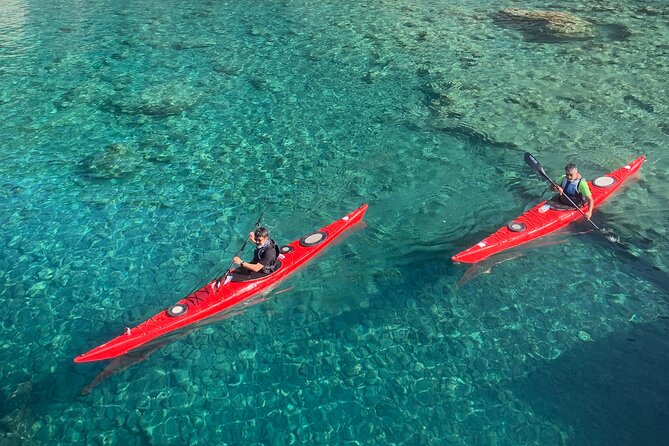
[215, 211, 265, 287]
[524, 153, 618, 242]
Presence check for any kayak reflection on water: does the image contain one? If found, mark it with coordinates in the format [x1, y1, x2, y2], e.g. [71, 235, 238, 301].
[457, 251, 523, 287]
[457, 237, 570, 286]
[78, 287, 292, 395]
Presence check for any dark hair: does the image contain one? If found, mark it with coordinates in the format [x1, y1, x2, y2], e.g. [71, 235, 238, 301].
[254, 227, 269, 238]
[564, 163, 577, 172]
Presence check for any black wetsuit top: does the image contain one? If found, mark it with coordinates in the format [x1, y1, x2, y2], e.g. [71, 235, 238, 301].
[252, 239, 279, 274]
[229, 239, 280, 282]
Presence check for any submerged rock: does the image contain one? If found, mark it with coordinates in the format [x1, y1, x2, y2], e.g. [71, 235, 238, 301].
[103, 83, 203, 117]
[597, 22, 632, 42]
[79, 143, 142, 180]
[1, 381, 32, 416]
[496, 8, 596, 41]
[1, 183, 25, 197]
[171, 38, 216, 50]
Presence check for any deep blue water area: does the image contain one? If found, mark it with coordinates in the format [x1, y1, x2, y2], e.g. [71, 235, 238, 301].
[1, 0, 668, 444]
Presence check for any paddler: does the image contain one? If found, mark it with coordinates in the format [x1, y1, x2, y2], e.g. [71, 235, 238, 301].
[229, 227, 280, 281]
[551, 163, 594, 220]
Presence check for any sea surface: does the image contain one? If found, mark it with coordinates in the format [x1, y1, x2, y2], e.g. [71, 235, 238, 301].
[1, 0, 668, 444]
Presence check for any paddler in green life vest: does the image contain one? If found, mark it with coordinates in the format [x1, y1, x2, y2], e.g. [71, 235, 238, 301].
[551, 163, 594, 220]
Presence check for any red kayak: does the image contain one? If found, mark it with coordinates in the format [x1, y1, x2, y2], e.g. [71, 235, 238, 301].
[75, 204, 368, 363]
[452, 156, 646, 263]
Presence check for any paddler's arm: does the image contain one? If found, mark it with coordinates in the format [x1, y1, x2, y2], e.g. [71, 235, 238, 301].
[551, 175, 566, 195]
[584, 195, 594, 220]
[232, 256, 264, 272]
[580, 181, 594, 220]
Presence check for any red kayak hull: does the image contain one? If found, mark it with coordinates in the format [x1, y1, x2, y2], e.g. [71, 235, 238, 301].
[75, 204, 368, 363]
[452, 156, 646, 264]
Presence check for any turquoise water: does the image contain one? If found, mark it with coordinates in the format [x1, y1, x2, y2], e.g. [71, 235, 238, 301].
[1, 0, 668, 443]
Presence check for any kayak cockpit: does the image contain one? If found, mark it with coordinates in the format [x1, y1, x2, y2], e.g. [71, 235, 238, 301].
[228, 259, 284, 283]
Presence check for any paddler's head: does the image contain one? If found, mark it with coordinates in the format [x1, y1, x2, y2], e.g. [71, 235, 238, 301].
[253, 227, 269, 245]
[564, 163, 580, 180]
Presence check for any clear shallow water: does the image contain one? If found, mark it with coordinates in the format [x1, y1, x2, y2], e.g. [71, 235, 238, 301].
[1, 0, 668, 444]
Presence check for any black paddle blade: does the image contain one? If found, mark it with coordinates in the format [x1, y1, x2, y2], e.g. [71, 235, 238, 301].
[524, 152, 554, 184]
[524, 152, 544, 176]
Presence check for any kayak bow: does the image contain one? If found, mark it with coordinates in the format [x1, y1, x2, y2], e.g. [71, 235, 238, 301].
[452, 156, 645, 264]
[75, 204, 368, 363]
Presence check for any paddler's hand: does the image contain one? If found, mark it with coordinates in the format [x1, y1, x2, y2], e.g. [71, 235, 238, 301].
[233, 256, 243, 265]
[585, 209, 593, 220]
[248, 232, 256, 243]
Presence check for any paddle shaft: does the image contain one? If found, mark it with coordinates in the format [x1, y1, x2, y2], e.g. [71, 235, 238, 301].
[524, 153, 603, 232]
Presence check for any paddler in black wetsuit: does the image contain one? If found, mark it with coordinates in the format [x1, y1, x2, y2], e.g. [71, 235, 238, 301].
[230, 227, 280, 281]
[551, 163, 594, 220]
